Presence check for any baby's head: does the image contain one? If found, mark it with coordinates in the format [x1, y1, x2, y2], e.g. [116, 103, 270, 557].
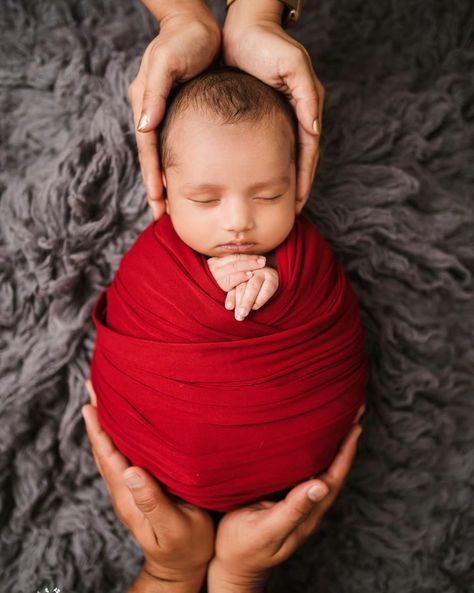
[157, 65, 301, 257]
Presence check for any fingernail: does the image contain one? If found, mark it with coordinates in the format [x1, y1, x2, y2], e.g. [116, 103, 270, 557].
[307, 482, 328, 502]
[246, 271, 254, 278]
[225, 301, 233, 309]
[235, 314, 244, 321]
[125, 470, 144, 489]
[137, 113, 150, 132]
[238, 308, 246, 317]
[313, 118, 320, 135]
[257, 257, 266, 265]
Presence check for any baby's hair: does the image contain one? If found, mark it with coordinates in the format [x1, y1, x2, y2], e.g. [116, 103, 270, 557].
[157, 64, 298, 171]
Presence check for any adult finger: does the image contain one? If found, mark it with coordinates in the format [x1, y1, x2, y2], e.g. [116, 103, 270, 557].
[353, 404, 366, 424]
[282, 47, 321, 136]
[135, 46, 176, 135]
[82, 404, 135, 504]
[281, 49, 324, 205]
[293, 76, 324, 207]
[131, 51, 177, 216]
[123, 466, 185, 534]
[85, 379, 97, 406]
[324, 423, 363, 487]
[259, 478, 329, 540]
[130, 81, 165, 219]
[298, 424, 364, 536]
[295, 123, 320, 208]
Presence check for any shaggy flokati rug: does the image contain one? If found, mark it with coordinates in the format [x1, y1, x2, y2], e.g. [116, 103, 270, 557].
[1, 0, 473, 592]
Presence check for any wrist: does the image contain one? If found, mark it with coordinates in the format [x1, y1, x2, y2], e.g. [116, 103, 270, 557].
[227, 0, 284, 23]
[142, 0, 217, 24]
[207, 558, 271, 593]
[127, 565, 206, 593]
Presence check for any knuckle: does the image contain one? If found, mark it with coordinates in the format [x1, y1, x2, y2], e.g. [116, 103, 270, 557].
[134, 493, 157, 515]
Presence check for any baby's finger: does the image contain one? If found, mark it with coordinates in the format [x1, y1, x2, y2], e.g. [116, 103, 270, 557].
[211, 253, 266, 272]
[218, 270, 255, 292]
[235, 276, 265, 320]
[252, 278, 279, 310]
[225, 288, 236, 311]
[234, 283, 247, 320]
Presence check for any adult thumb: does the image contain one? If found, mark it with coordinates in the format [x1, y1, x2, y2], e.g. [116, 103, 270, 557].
[124, 467, 178, 523]
[137, 58, 175, 133]
[264, 480, 329, 536]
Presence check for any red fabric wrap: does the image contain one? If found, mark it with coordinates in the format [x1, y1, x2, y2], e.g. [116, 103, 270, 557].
[90, 212, 368, 512]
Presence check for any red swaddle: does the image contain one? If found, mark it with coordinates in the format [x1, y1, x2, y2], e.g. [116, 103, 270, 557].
[90, 212, 368, 512]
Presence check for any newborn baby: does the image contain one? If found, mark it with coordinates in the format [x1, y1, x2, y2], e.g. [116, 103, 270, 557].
[90, 65, 369, 513]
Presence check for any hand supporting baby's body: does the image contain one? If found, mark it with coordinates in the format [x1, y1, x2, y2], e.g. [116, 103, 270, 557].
[82, 381, 365, 593]
[207, 252, 279, 321]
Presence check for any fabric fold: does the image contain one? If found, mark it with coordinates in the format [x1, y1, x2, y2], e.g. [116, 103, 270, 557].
[90, 212, 368, 511]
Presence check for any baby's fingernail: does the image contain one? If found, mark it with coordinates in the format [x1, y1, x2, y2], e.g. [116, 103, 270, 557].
[246, 271, 253, 277]
[257, 257, 266, 265]
[225, 301, 233, 309]
[313, 118, 320, 135]
[235, 314, 244, 321]
[238, 308, 246, 317]
[307, 482, 328, 502]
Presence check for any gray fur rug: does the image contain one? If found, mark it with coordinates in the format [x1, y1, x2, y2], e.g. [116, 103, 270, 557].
[1, 0, 473, 592]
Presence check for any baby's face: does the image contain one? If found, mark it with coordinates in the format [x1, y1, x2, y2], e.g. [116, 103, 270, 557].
[161, 111, 298, 257]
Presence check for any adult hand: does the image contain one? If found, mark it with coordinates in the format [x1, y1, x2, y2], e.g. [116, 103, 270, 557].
[128, 0, 221, 220]
[207, 404, 366, 593]
[223, 0, 324, 213]
[81, 380, 215, 593]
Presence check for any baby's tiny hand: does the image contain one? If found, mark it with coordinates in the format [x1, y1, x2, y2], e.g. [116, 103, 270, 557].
[207, 253, 267, 292]
[227, 266, 279, 321]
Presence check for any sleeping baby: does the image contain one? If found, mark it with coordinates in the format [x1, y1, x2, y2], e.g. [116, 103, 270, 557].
[89, 64, 369, 514]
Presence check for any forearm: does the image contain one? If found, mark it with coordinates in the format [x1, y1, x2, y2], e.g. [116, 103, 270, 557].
[140, 0, 213, 22]
[127, 566, 205, 593]
[207, 558, 271, 593]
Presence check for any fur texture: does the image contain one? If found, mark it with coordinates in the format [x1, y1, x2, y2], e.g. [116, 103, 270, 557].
[0, 0, 473, 591]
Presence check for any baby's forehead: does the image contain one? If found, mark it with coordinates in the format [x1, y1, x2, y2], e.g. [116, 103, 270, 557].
[173, 107, 289, 135]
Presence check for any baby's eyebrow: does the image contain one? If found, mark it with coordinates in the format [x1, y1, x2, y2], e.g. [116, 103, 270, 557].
[182, 176, 290, 193]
